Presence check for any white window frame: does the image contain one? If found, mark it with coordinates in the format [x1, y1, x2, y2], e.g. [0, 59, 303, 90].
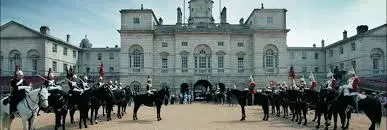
[133, 17, 140, 24]
[63, 47, 68, 55]
[52, 44, 57, 52]
[53, 61, 57, 72]
[267, 17, 273, 24]
[98, 53, 102, 60]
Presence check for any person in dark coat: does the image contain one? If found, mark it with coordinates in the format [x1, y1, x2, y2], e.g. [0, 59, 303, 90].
[10, 68, 31, 118]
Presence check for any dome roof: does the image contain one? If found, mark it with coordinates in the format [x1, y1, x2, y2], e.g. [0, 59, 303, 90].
[81, 35, 90, 43]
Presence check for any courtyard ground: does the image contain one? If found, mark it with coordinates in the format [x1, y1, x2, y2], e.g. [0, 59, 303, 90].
[9, 103, 387, 130]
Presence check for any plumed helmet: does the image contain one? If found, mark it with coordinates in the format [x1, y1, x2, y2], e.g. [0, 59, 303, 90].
[309, 72, 315, 81]
[99, 76, 103, 80]
[72, 74, 77, 80]
[147, 75, 152, 83]
[327, 69, 334, 78]
[233, 84, 237, 89]
[109, 80, 113, 84]
[300, 78, 305, 82]
[347, 67, 356, 77]
[249, 75, 254, 82]
[84, 75, 88, 81]
[115, 81, 118, 84]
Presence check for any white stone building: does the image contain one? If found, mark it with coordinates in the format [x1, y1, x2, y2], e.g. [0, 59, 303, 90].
[1, 0, 386, 97]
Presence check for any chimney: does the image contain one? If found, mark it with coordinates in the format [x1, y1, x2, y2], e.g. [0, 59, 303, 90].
[356, 25, 368, 35]
[261, 3, 264, 9]
[159, 17, 163, 25]
[66, 34, 70, 42]
[313, 43, 316, 48]
[115, 45, 118, 48]
[321, 39, 325, 47]
[40, 26, 50, 34]
[220, 7, 227, 24]
[239, 18, 244, 25]
[343, 30, 347, 39]
[177, 7, 182, 24]
[141, 4, 143, 10]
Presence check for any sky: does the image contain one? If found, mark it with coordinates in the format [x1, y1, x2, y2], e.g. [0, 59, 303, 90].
[1, 0, 386, 47]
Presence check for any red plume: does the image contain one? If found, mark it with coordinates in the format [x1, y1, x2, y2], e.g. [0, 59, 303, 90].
[99, 63, 104, 78]
[288, 65, 296, 79]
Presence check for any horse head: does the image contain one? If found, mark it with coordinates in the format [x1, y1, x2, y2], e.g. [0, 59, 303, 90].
[37, 87, 50, 108]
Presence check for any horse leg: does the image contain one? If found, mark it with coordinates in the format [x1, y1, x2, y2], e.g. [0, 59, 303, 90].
[345, 109, 352, 129]
[157, 106, 162, 121]
[333, 112, 338, 130]
[303, 106, 308, 126]
[55, 111, 60, 130]
[62, 110, 67, 130]
[133, 104, 140, 120]
[79, 110, 83, 129]
[339, 112, 346, 129]
[102, 105, 105, 116]
[240, 105, 246, 121]
[83, 110, 88, 128]
[264, 103, 269, 121]
[316, 108, 321, 128]
[95, 107, 100, 124]
[70, 108, 75, 124]
[90, 107, 94, 125]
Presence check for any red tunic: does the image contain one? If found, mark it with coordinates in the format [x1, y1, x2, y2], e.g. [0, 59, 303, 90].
[249, 82, 256, 94]
[331, 79, 337, 90]
[310, 81, 317, 91]
[352, 77, 360, 92]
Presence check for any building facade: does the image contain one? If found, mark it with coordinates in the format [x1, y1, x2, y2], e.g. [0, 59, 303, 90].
[1, 0, 386, 96]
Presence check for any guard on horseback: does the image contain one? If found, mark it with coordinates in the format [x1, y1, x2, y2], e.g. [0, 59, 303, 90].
[299, 77, 306, 91]
[309, 72, 317, 91]
[215, 84, 221, 94]
[339, 67, 360, 112]
[67, 67, 85, 95]
[9, 65, 31, 118]
[248, 75, 256, 94]
[108, 80, 118, 91]
[326, 69, 337, 90]
[44, 68, 62, 91]
[146, 75, 153, 95]
[97, 76, 104, 88]
[280, 81, 287, 92]
[80, 74, 90, 91]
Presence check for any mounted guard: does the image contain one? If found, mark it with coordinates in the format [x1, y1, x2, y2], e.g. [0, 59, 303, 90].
[309, 72, 317, 91]
[79, 73, 90, 91]
[215, 84, 221, 94]
[299, 77, 306, 91]
[338, 67, 361, 112]
[146, 76, 153, 95]
[97, 62, 105, 88]
[67, 67, 85, 95]
[326, 69, 337, 90]
[248, 75, 257, 94]
[9, 65, 31, 118]
[43, 68, 62, 91]
[280, 81, 287, 92]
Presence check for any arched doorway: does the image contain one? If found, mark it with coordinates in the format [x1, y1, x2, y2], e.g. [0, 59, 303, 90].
[193, 80, 212, 101]
[218, 83, 226, 92]
[180, 83, 189, 94]
[129, 81, 141, 93]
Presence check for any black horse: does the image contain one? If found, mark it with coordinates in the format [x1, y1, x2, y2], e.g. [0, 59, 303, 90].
[279, 90, 289, 119]
[38, 89, 68, 130]
[331, 92, 382, 130]
[69, 89, 92, 129]
[226, 89, 237, 106]
[229, 89, 270, 121]
[132, 87, 170, 121]
[296, 89, 319, 125]
[121, 87, 135, 114]
[89, 85, 108, 125]
[287, 89, 300, 122]
[315, 88, 337, 129]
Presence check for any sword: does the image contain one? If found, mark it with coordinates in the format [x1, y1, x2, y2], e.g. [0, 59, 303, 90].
[36, 74, 49, 81]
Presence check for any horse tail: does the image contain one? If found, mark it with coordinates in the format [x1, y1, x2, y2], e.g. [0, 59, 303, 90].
[375, 98, 382, 126]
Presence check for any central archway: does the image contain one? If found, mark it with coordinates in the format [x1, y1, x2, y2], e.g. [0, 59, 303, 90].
[193, 80, 212, 101]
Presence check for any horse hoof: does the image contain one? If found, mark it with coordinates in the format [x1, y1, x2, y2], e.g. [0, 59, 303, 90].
[298, 122, 302, 124]
[95, 120, 99, 124]
[303, 123, 307, 126]
[316, 125, 320, 129]
[312, 119, 316, 122]
[240, 118, 245, 121]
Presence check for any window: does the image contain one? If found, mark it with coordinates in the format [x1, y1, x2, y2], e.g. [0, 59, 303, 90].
[339, 63, 344, 70]
[302, 67, 307, 73]
[162, 42, 168, 47]
[351, 42, 356, 51]
[109, 67, 114, 72]
[162, 59, 168, 69]
[267, 17, 273, 24]
[133, 17, 139, 24]
[86, 53, 90, 59]
[86, 67, 90, 74]
[265, 49, 274, 68]
[351, 60, 356, 71]
[339, 47, 343, 54]
[98, 53, 102, 60]
[181, 56, 188, 72]
[329, 50, 333, 57]
[11, 54, 22, 70]
[52, 61, 57, 72]
[373, 59, 379, 70]
[31, 56, 38, 74]
[218, 42, 224, 46]
[314, 53, 319, 59]
[109, 53, 114, 59]
[302, 51, 307, 59]
[218, 56, 224, 68]
[52, 44, 57, 52]
[132, 49, 142, 68]
[237, 42, 244, 47]
[182, 42, 188, 46]
[63, 47, 68, 55]
[63, 63, 68, 72]
[238, 58, 244, 73]
[314, 67, 319, 73]
[199, 56, 206, 68]
[162, 58, 168, 73]
[73, 50, 76, 58]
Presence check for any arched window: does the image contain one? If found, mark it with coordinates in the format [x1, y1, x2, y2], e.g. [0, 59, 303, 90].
[9, 50, 22, 71]
[263, 44, 279, 72]
[194, 44, 212, 73]
[130, 81, 141, 93]
[129, 45, 144, 72]
[28, 49, 40, 75]
[370, 48, 384, 74]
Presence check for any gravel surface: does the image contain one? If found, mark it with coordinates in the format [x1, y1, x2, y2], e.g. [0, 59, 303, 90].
[8, 103, 387, 130]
